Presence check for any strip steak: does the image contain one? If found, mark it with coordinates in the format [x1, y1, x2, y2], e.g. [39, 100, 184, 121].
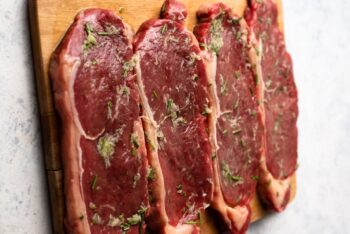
[194, 3, 263, 233]
[133, 0, 214, 233]
[50, 9, 149, 234]
[245, 0, 298, 211]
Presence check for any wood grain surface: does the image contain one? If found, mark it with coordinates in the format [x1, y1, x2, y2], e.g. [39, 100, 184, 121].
[28, 0, 296, 233]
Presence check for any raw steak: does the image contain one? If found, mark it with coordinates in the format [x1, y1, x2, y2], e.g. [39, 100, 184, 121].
[133, 0, 214, 232]
[194, 3, 263, 233]
[244, 0, 298, 211]
[50, 9, 149, 233]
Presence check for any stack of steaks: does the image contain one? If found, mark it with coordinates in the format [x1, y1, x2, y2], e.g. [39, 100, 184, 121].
[49, 0, 298, 233]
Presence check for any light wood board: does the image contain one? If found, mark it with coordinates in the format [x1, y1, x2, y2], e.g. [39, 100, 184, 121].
[28, 0, 296, 233]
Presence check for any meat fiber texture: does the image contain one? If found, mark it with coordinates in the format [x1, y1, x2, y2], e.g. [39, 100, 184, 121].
[244, 0, 298, 212]
[49, 9, 149, 234]
[194, 2, 264, 233]
[133, 0, 214, 233]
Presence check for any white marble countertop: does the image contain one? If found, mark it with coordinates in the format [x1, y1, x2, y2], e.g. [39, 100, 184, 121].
[1, 0, 350, 233]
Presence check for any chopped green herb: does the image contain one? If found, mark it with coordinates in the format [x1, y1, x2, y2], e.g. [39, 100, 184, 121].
[107, 100, 113, 119]
[219, 74, 228, 96]
[97, 134, 116, 167]
[156, 130, 165, 142]
[255, 47, 260, 57]
[97, 25, 119, 36]
[166, 98, 176, 111]
[184, 220, 199, 225]
[265, 79, 272, 88]
[92, 213, 103, 225]
[176, 184, 187, 197]
[188, 52, 201, 65]
[161, 3, 166, 13]
[108, 214, 123, 227]
[91, 175, 97, 190]
[254, 74, 259, 86]
[152, 90, 158, 99]
[160, 24, 167, 34]
[89, 202, 97, 209]
[230, 16, 242, 24]
[145, 134, 156, 151]
[240, 139, 246, 148]
[86, 23, 94, 34]
[173, 117, 187, 126]
[199, 43, 208, 50]
[229, 118, 239, 130]
[201, 104, 212, 116]
[127, 214, 142, 225]
[222, 161, 243, 184]
[209, 17, 224, 55]
[250, 110, 257, 118]
[133, 173, 141, 188]
[79, 214, 84, 220]
[147, 167, 156, 181]
[251, 175, 259, 181]
[165, 98, 186, 127]
[130, 133, 139, 156]
[274, 113, 283, 132]
[192, 74, 199, 81]
[131, 148, 137, 157]
[108, 213, 144, 232]
[123, 56, 137, 77]
[166, 35, 179, 44]
[117, 85, 130, 97]
[236, 30, 242, 40]
[234, 71, 241, 79]
[131, 134, 140, 149]
[137, 205, 148, 215]
[120, 217, 131, 232]
[83, 22, 97, 55]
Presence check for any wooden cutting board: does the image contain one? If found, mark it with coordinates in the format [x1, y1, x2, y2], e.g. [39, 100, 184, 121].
[28, 0, 296, 233]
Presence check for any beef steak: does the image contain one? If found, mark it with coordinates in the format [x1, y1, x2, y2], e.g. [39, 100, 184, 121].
[244, 0, 298, 211]
[50, 9, 149, 234]
[194, 3, 264, 233]
[133, 0, 214, 232]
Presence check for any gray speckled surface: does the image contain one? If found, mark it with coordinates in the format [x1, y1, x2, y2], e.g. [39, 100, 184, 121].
[0, 0, 349, 233]
[0, 0, 51, 233]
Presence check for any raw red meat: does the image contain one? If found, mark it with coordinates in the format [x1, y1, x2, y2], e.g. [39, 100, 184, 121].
[50, 9, 149, 233]
[133, 0, 214, 232]
[244, 0, 298, 211]
[194, 3, 264, 233]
